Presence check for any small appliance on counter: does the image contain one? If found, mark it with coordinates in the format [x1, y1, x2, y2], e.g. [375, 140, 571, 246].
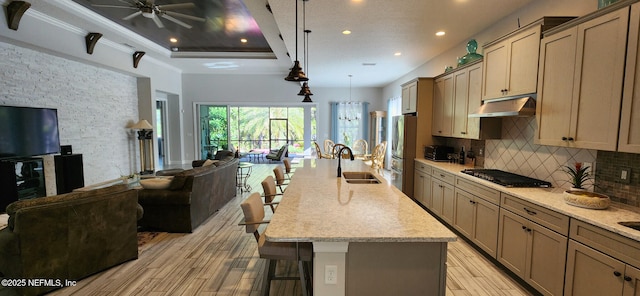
[424, 145, 454, 161]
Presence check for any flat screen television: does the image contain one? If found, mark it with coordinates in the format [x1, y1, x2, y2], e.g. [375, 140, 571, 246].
[0, 105, 61, 159]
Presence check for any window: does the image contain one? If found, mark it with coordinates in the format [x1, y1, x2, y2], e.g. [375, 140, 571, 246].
[331, 102, 368, 146]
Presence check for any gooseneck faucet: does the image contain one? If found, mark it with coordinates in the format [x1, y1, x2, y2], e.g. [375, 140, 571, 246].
[337, 146, 355, 177]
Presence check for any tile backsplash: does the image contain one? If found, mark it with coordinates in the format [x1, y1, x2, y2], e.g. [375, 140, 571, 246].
[444, 117, 638, 208]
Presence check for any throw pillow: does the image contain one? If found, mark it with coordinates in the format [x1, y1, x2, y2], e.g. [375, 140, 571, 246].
[140, 177, 173, 189]
[203, 159, 218, 166]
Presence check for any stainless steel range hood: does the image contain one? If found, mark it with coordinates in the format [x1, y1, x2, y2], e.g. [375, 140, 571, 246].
[468, 96, 536, 118]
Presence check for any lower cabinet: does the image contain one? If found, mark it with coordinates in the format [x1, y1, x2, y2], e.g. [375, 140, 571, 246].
[414, 162, 432, 208]
[497, 209, 567, 296]
[564, 240, 640, 296]
[453, 188, 499, 257]
[431, 177, 454, 224]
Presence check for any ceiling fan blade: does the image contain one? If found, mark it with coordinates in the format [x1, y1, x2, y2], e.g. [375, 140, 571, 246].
[157, 3, 196, 10]
[160, 14, 192, 29]
[152, 14, 164, 28]
[92, 4, 137, 9]
[163, 11, 205, 22]
[123, 11, 142, 20]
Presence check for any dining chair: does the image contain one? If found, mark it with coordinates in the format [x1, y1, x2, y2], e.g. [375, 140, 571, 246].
[331, 143, 349, 159]
[239, 193, 313, 296]
[323, 139, 335, 159]
[352, 139, 368, 160]
[261, 176, 283, 212]
[273, 166, 289, 193]
[365, 141, 387, 171]
[283, 158, 295, 178]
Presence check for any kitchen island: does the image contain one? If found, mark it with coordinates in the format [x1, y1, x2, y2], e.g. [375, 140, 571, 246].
[264, 159, 456, 296]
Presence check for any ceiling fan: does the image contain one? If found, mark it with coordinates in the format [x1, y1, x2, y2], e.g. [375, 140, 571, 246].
[92, 0, 206, 29]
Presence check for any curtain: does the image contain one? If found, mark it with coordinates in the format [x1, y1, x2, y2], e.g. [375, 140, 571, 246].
[330, 101, 368, 146]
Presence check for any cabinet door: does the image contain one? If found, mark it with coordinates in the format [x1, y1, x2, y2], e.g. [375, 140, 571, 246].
[507, 25, 542, 96]
[432, 75, 453, 136]
[440, 181, 455, 224]
[413, 169, 425, 205]
[620, 3, 640, 153]
[482, 40, 509, 100]
[624, 265, 640, 296]
[571, 7, 628, 151]
[497, 209, 528, 277]
[452, 68, 469, 138]
[431, 177, 445, 217]
[526, 222, 567, 296]
[465, 63, 483, 139]
[535, 26, 577, 146]
[565, 240, 625, 296]
[402, 81, 417, 114]
[453, 189, 475, 238]
[472, 198, 499, 258]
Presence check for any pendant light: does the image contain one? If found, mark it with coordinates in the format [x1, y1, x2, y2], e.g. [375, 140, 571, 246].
[284, 0, 308, 82]
[298, 0, 313, 102]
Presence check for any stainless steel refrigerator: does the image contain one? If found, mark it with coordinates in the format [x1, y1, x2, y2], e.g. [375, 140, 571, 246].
[390, 115, 417, 197]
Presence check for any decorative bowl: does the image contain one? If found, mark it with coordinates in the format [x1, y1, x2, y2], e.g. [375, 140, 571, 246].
[563, 190, 610, 210]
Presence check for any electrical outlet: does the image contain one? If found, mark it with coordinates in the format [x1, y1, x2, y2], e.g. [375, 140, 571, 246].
[620, 167, 631, 184]
[325, 265, 337, 285]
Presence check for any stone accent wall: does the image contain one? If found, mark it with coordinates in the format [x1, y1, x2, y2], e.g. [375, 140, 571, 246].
[0, 42, 139, 194]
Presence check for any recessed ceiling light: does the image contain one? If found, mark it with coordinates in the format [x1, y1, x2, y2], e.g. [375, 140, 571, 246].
[436, 31, 446, 36]
[362, 63, 376, 66]
[169, 37, 178, 43]
[394, 52, 402, 56]
[240, 38, 248, 43]
[342, 30, 352, 35]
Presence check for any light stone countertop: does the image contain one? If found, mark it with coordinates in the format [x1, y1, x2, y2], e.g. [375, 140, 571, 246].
[416, 159, 640, 242]
[264, 159, 457, 243]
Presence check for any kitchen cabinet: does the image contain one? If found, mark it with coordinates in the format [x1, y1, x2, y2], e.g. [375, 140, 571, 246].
[536, 7, 628, 150]
[401, 80, 418, 114]
[482, 24, 541, 100]
[453, 178, 500, 257]
[413, 161, 432, 208]
[620, 2, 640, 153]
[430, 168, 455, 224]
[432, 75, 454, 136]
[565, 219, 640, 296]
[497, 208, 568, 295]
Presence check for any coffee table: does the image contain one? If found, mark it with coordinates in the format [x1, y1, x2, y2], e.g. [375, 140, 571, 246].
[247, 151, 265, 163]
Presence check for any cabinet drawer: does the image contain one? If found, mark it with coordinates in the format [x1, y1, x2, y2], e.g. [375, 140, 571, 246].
[455, 177, 500, 205]
[431, 168, 455, 184]
[501, 193, 569, 235]
[570, 219, 640, 269]
[415, 161, 432, 175]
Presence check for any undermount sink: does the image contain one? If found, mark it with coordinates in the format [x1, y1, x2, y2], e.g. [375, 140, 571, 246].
[342, 172, 381, 184]
[619, 221, 640, 231]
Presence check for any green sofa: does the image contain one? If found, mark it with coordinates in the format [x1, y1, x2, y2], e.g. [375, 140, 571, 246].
[0, 184, 140, 296]
[137, 158, 239, 233]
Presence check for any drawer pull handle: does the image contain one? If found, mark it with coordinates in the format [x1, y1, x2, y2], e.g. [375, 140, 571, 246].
[614, 271, 622, 277]
[624, 276, 632, 281]
[522, 225, 527, 230]
[440, 174, 445, 178]
[524, 208, 537, 215]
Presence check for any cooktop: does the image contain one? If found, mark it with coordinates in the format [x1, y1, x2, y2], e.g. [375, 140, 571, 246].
[461, 169, 552, 188]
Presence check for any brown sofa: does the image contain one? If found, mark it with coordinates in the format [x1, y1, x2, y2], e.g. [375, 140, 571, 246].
[137, 158, 239, 233]
[0, 184, 139, 296]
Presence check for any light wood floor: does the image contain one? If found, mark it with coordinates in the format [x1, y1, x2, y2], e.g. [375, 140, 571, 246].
[50, 162, 532, 296]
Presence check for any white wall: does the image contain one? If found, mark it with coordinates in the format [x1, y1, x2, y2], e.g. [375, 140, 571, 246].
[181, 73, 383, 160]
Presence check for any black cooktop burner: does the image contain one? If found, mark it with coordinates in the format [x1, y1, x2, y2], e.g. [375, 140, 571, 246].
[461, 169, 552, 188]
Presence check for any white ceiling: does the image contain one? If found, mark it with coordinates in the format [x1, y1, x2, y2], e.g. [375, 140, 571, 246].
[25, 0, 535, 88]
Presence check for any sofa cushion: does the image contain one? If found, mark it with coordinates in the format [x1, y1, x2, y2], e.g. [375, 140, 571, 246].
[140, 177, 173, 189]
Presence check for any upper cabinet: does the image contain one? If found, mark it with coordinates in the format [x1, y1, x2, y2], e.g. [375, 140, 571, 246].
[433, 61, 501, 139]
[536, 7, 629, 151]
[620, 2, 640, 153]
[482, 17, 575, 101]
[401, 80, 418, 114]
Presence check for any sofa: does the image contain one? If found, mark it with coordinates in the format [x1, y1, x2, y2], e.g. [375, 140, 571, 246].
[0, 184, 140, 296]
[137, 158, 239, 233]
[266, 145, 288, 161]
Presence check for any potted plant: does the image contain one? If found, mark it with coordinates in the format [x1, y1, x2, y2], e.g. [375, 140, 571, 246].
[562, 162, 610, 209]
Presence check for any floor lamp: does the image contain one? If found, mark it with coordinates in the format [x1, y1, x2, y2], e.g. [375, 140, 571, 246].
[131, 119, 154, 175]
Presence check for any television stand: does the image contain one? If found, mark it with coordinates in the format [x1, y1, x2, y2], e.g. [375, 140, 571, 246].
[0, 157, 46, 211]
